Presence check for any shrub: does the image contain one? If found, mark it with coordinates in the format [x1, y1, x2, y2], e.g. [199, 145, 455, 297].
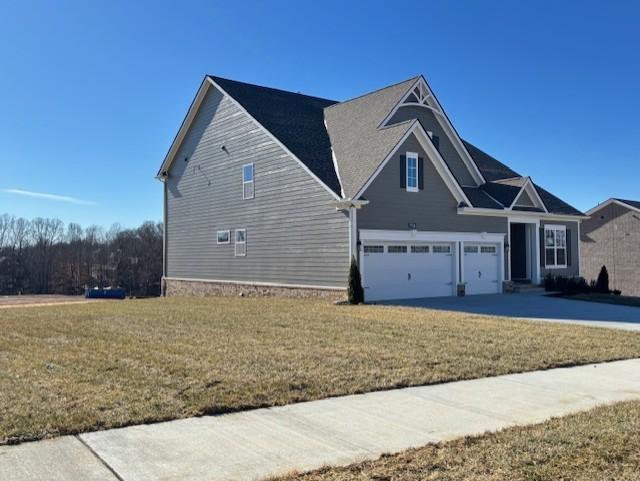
[546, 274, 592, 295]
[556, 275, 568, 294]
[595, 265, 610, 294]
[613, 289, 622, 296]
[544, 274, 557, 291]
[347, 256, 364, 304]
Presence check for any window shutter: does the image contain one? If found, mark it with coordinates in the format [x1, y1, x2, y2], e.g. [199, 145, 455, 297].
[539, 227, 545, 267]
[400, 155, 406, 188]
[566, 229, 572, 266]
[418, 157, 424, 190]
[433, 135, 440, 151]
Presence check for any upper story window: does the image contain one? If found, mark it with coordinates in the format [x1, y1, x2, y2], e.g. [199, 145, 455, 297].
[242, 164, 254, 199]
[406, 152, 419, 192]
[544, 225, 566, 268]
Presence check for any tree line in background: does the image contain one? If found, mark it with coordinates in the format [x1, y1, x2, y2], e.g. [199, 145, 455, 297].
[0, 214, 163, 297]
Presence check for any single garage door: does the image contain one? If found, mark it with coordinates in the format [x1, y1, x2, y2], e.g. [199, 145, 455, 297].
[362, 243, 455, 301]
[463, 243, 500, 295]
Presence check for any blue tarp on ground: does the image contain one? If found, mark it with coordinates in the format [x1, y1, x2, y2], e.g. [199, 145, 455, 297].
[85, 288, 127, 299]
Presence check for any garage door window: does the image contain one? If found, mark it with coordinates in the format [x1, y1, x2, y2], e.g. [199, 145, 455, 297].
[364, 245, 384, 254]
[432, 245, 451, 253]
[464, 245, 478, 253]
[388, 245, 408, 254]
[481, 246, 496, 254]
[411, 245, 429, 253]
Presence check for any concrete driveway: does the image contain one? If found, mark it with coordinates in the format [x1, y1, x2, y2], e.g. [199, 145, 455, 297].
[383, 292, 640, 331]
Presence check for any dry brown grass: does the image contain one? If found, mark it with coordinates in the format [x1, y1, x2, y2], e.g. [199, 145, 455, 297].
[1, 296, 640, 445]
[275, 401, 640, 481]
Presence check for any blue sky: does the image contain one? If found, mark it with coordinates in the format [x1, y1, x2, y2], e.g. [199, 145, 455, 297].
[1, 0, 638, 227]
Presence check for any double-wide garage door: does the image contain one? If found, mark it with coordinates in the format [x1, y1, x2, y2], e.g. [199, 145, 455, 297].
[362, 241, 500, 301]
[363, 243, 455, 301]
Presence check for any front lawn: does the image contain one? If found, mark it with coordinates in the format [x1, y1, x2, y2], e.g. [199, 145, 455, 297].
[275, 400, 640, 481]
[1, 297, 640, 444]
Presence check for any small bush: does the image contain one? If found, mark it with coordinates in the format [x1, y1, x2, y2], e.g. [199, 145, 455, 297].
[546, 274, 592, 295]
[556, 275, 568, 293]
[347, 256, 364, 304]
[544, 274, 557, 291]
[596, 265, 610, 294]
[613, 289, 622, 296]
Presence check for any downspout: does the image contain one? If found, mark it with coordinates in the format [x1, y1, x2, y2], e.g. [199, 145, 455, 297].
[162, 181, 168, 296]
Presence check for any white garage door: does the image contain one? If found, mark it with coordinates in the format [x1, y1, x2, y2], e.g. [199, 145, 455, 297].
[362, 243, 455, 301]
[463, 244, 500, 295]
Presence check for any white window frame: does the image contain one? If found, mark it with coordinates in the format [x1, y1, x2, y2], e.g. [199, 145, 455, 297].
[234, 229, 246, 256]
[544, 224, 567, 269]
[242, 163, 254, 200]
[216, 230, 230, 244]
[406, 152, 419, 192]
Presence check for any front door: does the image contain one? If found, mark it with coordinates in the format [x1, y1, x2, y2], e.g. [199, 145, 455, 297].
[510, 223, 527, 280]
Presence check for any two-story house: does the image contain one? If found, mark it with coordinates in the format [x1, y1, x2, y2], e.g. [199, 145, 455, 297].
[157, 75, 585, 301]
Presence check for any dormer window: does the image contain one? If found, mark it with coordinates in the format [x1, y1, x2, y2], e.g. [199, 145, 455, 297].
[406, 152, 419, 192]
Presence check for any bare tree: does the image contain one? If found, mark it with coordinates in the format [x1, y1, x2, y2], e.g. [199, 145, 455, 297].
[0, 214, 162, 296]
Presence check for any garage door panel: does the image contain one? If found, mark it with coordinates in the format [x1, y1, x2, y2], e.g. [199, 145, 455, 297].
[363, 243, 455, 301]
[464, 244, 500, 295]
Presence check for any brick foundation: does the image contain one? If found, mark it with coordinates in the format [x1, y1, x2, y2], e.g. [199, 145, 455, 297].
[163, 278, 346, 301]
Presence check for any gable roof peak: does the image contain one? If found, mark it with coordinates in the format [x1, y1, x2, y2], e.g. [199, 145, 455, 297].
[207, 75, 337, 104]
[324, 75, 420, 112]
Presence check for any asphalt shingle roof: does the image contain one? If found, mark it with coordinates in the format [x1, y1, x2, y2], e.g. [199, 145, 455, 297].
[209, 76, 342, 195]
[206, 75, 583, 216]
[535, 184, 584, 216]
[615, 198, 640, 210]
[461, 187, 503, 209]
[479, 181, 521, 207]
[461, 141, 520, 181]
[324, 77, 419, 198]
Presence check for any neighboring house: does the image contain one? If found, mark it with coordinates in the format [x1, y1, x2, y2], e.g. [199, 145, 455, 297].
[157, 75, 585, 301]
[581, 198, 640, 296]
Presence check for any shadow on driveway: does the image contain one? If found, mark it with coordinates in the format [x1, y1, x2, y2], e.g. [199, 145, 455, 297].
[381, 293, 640, 331]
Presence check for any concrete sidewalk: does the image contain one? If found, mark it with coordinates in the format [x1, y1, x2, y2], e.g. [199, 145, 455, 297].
[2, 359, 640, 481]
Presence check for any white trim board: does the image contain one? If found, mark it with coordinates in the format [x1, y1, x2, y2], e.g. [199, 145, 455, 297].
[508, 177, 548, 212]
[353, 120, 471, 206]
[157, 76, 341, 201]
[360, 229, 505, 243]
[458, 207, 588, 221]
[585, 198, 640, 215]
[378, 76, 486, 186]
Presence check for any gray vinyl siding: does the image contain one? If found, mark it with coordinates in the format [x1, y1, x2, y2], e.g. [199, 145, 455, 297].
[165, 86, 350, 287]
[581, 203, 640, 295]
[514, 190, 535, 207]
[540, 220, 580, 278]
[358, 134, 507, 235]
[387, 106, 476, 186]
